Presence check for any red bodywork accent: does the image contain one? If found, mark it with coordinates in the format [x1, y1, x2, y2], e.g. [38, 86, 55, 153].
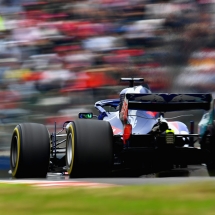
[146, 111, 157, 117]
[111, 126, 122, 135]
[120, 100, 128, 124]
[168, 122, 179, 130]
[123, 124, 132, 144]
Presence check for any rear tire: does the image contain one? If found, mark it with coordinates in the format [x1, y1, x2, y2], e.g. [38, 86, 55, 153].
[66, 119, 113, 177]
[10, 123, 50, 178]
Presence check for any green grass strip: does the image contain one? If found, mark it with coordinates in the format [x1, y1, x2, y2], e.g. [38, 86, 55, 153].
[0, 182, 215, 215]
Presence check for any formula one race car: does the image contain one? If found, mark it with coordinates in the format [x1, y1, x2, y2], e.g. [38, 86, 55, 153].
[10, 78, 215, 178]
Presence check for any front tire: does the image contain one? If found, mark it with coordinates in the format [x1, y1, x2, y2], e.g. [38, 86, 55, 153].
[10, 123, 50, 178]
[66, 119, 113, 177]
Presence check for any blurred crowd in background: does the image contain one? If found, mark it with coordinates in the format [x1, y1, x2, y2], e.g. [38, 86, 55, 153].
[1, 0, 215, 148]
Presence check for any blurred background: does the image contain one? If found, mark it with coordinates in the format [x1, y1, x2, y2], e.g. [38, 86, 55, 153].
[1, 0, 215, 152]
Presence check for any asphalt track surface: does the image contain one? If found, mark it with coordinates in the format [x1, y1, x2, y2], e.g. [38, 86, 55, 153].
[1, 155, 215, 186]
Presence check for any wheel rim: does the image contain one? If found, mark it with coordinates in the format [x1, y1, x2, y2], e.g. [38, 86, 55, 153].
[11, 135, 18, 169]
[67, 133, 73, 166]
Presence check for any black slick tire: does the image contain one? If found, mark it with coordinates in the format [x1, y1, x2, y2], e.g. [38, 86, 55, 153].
[10, 123, 50, 178]
[66, 119, 113, 177]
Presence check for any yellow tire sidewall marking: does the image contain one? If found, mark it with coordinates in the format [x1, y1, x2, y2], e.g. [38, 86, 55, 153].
[67, 125, 75, 175]
[12, 127, 20, 177]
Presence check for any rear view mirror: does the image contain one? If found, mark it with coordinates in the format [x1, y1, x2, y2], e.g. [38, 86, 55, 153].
[78, 113, 93, 119]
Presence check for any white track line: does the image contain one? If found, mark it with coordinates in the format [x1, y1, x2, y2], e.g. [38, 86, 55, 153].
[0, 180, 116, 188]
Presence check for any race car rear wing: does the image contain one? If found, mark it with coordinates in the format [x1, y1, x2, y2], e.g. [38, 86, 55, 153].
[125, 93, 212, 112]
